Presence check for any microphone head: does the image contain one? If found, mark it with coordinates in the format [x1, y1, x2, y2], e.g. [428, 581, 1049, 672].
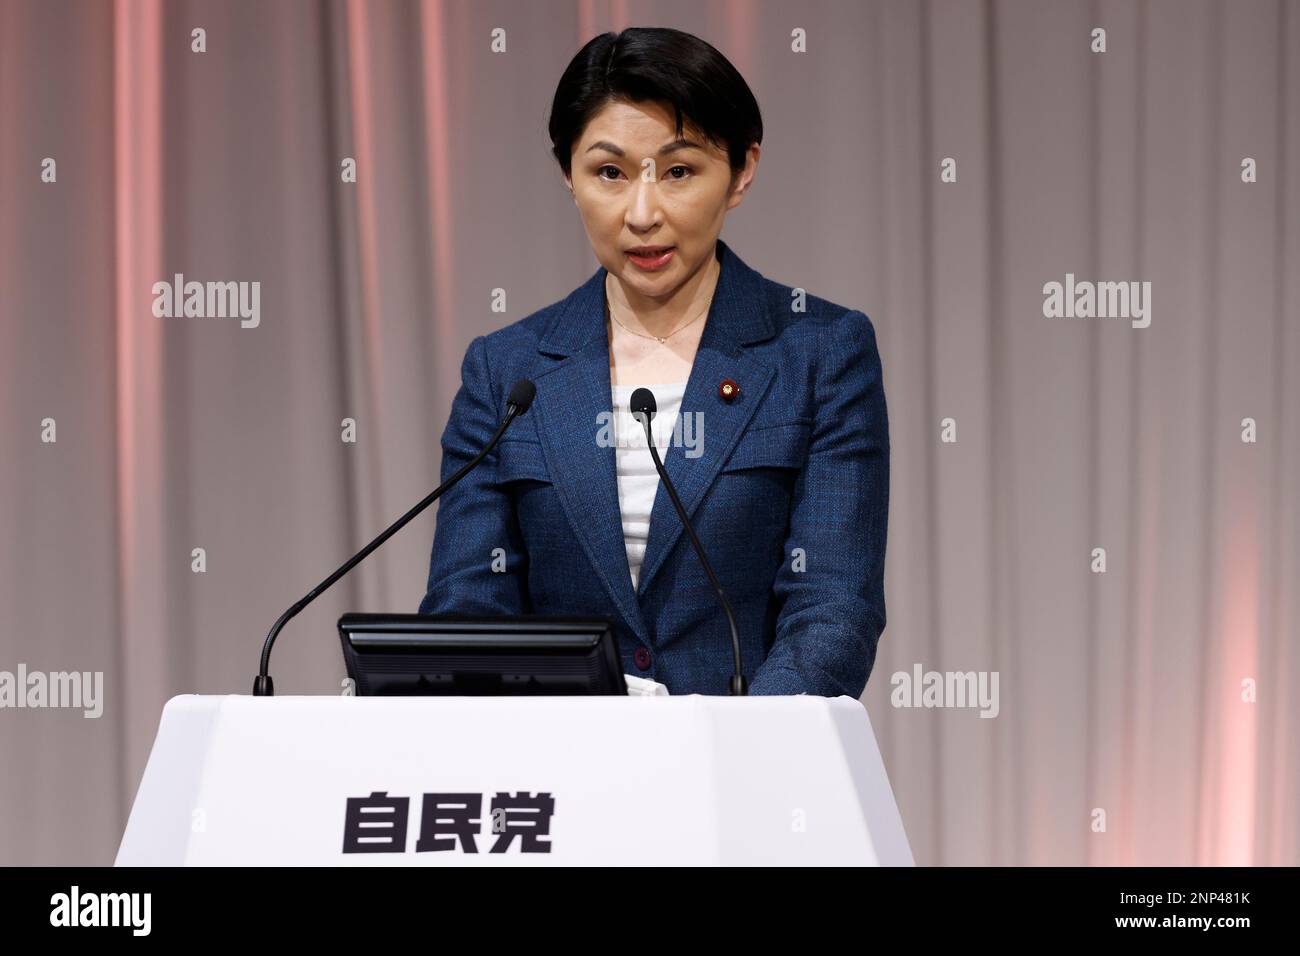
[506, 379, 536, 414]
[630, 387, 657, 425]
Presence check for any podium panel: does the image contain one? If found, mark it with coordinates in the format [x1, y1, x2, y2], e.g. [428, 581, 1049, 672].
[116, 694, 913, 865]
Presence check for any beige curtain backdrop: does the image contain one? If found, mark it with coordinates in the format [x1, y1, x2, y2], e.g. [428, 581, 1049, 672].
[0, 0, 1296, 866]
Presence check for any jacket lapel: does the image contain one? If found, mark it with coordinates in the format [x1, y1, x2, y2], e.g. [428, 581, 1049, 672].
[532, 269, 648, 644]
[633, 243, 776, 601]
[531, 239, 776, 644]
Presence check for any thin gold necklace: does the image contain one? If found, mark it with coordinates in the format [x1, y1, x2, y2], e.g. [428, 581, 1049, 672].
[606, 296, 711, 344]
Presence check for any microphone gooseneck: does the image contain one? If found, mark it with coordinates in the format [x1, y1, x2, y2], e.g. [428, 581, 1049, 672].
[252, 379, 536, 696]
[630, 387, 747, 696]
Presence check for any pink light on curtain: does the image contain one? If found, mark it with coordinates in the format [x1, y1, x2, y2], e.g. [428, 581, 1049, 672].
[1197, 510, 1260, 865]
[345, 0, 386, 529]
[578, 0, 628, 39]
[610, 0, 629, 32]
[722, 0, 758, 78]
[578, 0, 597, 43]
[112, 0, 165, 779]
[419, 0, 457, 389]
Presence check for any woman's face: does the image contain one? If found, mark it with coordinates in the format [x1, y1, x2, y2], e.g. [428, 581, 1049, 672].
[565, 98, 758, 302]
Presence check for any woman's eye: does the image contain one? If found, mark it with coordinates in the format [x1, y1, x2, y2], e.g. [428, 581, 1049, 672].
[596, 164, 692, 181]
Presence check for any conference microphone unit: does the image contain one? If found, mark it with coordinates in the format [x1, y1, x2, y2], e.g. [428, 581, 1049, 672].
[251, 379, 537, 696]
[629, 387, 747, 696]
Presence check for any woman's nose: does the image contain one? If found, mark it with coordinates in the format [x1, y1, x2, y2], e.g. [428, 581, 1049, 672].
[624, 173, 663, 228]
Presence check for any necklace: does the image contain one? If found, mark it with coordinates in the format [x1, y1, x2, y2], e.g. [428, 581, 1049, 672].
[606, 295, 711, 344]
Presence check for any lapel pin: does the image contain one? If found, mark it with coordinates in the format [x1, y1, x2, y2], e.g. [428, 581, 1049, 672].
[718, 379, 739, 402]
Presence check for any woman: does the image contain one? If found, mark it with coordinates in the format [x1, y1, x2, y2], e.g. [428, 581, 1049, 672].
[419, 27, 889, 697]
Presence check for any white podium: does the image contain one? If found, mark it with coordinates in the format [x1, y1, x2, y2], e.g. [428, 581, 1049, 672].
[116, 694, 913, 866]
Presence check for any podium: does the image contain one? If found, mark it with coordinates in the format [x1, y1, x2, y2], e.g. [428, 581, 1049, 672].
[115, 694, 913, 865]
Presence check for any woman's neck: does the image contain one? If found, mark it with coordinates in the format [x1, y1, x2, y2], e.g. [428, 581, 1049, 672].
[605, 246, 721, 341]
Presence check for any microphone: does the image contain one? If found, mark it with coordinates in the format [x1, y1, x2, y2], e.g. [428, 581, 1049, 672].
[630, 387, 747, 696]
[252, 379, 537, 696]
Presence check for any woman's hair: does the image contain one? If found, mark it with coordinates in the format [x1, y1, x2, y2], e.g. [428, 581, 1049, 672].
[548, 27, 763, 180]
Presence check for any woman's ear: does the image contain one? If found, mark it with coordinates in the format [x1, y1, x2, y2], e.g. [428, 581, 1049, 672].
[726, 143, 760, 209]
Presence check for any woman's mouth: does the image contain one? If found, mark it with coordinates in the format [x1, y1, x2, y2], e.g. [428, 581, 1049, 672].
[626, 246, 675, 271]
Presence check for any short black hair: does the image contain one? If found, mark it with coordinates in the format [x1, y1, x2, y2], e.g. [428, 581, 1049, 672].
[548, 27, 763, 180]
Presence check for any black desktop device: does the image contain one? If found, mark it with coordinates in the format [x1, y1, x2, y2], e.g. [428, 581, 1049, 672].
[338, 613, 628, 696]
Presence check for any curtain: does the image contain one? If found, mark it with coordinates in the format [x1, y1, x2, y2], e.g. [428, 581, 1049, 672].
[0, 0, 1295, 866]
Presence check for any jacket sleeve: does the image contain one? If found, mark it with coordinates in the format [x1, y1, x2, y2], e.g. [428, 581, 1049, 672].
[746, 309, 890, 697]
[417, 334, 531, 616]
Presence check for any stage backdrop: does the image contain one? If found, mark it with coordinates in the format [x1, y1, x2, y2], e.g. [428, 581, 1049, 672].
[0, 0, 1297, 866]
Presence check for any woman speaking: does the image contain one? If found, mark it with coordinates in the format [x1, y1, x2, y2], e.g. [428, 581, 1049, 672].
[419, 26, 889, 697]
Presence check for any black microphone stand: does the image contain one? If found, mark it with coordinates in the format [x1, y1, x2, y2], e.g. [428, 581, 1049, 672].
[252, 382, 535, 696]
[631, 388, 747, 696]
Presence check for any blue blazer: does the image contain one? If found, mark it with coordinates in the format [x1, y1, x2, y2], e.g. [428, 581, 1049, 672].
[418, 239, 889, 697]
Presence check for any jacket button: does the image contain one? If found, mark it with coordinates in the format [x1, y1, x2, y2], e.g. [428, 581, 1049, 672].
[633, 647, 652, 671]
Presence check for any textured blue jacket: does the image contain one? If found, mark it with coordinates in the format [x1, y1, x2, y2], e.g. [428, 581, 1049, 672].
[418, 239, 889, 696]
